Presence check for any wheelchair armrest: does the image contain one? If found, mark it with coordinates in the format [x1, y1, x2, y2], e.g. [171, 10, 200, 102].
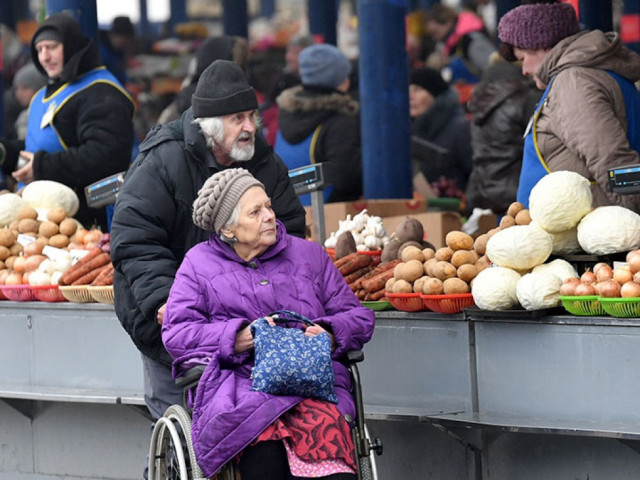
[175, 365, 206, 389]
[346, 350, 364, 364]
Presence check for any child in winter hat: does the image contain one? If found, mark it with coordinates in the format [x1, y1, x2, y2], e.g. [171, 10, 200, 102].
[192, 168, 264, 234]
[298, 44, 352, 90]
[497, 1, 580, 61]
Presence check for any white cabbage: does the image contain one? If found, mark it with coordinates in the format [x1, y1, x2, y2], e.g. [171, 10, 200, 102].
[21, 180, 79, 216]
[549, 227, 581, 255]
[532, 258, 579, 282]
[529, 171, 592, 233]
[516, 271, 563, 310]
[472, 266, 521, 310]
[0, 193, 24, 227]
[577, 206, 640, 254]
[485, 224, 553, 270]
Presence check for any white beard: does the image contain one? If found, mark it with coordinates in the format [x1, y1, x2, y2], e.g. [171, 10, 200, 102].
[230, 137, 255, 162]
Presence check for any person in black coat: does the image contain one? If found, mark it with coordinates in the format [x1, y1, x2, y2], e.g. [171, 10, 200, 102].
[0, 13, 135, 230]
[465, 59, 542, 215]
[110, 60, 306, 433]
[409, 67, 472, 198]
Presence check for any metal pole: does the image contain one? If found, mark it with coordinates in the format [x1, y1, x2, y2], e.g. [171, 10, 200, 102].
[578, 0, 612, 32]
[357, 0, 412, 199]
[308, 0, 338, 45]
[621, 0, 640, 56]
[169, 0, 187, 34]
[0, 0, 16, 31]
[261, 0, 276, 18]
[139, 0, 150, 42]
[223, 0, 248, 38]
[45, 0, 98, 41]
[310, 191, 326, 245]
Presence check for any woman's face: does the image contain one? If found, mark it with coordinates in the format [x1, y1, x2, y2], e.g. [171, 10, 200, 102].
[224, 186, 277, 258]
[513, 47, 550, 90]
[409, 84, 434, 118]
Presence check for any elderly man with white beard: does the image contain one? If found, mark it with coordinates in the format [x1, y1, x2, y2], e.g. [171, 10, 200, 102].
[110, 60, 306, 473]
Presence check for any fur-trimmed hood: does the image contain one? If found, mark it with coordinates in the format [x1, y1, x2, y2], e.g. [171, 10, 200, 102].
[276, 85, 359, 144]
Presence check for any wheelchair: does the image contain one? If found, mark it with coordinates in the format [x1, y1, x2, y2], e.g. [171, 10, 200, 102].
[148, 351, 382, 480]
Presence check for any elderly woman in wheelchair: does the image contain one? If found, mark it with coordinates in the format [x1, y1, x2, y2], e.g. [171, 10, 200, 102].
[158, 169, 376, 480]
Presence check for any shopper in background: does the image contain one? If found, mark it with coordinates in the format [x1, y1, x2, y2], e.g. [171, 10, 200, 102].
[275, 43, 362, 205]
[110, 60, 306, 475]
[465, 56, 541, 216]
[157, 35, 249, 124]
[0, 13, 135, 230]
[98, 15, 136, 86]
[498, 0, 640, 212]
[4, 62, 46, 141]
[409, 66, 472, 199]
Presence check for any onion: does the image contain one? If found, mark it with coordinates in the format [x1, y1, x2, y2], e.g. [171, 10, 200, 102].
[593, 262, 609, 275]
[574, 282, 596, 296]
[559, 278, 580, 296]
[24, 254, 47, 272]
[23, 241, 44, 257]
[633, 271, 640, 284]
[629, 254, 640, 274]
[5, 272, 23, 285]
[613, 266, 633, 285]
[580, 269, 597, 284]
[595, 264, 613, 282]
[621, 281, 640, 297]
[598, 280, 621, 298]
[12, 256, 26, 274]
[626, 249, 640, 263]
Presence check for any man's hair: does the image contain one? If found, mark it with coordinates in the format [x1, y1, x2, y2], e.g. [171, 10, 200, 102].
[194, 111, 263, 149]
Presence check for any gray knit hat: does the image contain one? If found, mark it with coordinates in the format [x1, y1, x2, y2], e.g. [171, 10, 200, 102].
[299, 44, 351, 89]
[192, 60, 258, 118]
[498, 3, 579, 51]
[192, 168, 264, 233]
[13, 63, 46, 91]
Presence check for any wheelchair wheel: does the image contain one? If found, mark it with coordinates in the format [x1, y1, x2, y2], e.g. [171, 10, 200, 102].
[148, 405, 204, 480]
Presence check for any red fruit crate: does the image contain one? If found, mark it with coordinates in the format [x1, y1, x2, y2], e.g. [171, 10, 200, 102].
[421, 293, 475, 314]
[385, 292, 426, 312]
[31, 285, 67, 302]
[0, 284, 37, 302]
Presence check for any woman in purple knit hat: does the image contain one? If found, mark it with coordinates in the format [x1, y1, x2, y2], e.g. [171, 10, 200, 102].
[162, 167, 375, 479]
[498, 0, 640, 213]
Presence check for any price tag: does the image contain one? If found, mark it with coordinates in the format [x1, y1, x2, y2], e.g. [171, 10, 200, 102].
[17, 234, 36, 247]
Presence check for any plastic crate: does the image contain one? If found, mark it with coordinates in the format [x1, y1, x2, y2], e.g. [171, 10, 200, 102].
[599, 297, 640, 318]
[87, 286, 115, 304]
[59, 285, 96, 303]
[31, 285, 67, 302]
[385, 292, 426, 312]
[1, 284, 37, 301]
[558, 295, 606, 316]
[421, 293, 475, 314]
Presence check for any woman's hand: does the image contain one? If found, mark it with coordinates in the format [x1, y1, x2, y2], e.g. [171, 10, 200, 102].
[12, 151, 34, 184]
[234, 316, 276, 353]
[304, 324, 336, 350]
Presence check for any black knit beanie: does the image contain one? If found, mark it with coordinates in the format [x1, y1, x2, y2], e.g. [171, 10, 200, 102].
[410, 67, 449, 97]
[192, 60, 258, 118]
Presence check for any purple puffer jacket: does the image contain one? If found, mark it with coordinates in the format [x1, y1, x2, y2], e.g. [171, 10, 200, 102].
[162, 221, 375, 477]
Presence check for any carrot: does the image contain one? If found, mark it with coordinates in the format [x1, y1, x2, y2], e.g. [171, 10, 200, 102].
[72, 262, 110, 286]
[369, 289, 387, 301]
[353, 259, 401, 290]
[334, 252, 359, 269]
[59, 248, 103, 285]
[339, 254, 372, 276]
[344, 266, 371, 285]
[362, 268, 396, 293]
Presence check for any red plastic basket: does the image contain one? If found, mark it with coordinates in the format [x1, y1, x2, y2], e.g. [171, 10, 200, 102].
[31, 285, 67, 302]
[326, 248, 336, 261]
[385, 292, 426, 312]
[421, 293, 475, 314]
[0, 284, 37, 302]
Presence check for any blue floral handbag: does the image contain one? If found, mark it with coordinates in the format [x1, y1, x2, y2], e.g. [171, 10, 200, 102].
[250, 309, 338, 404]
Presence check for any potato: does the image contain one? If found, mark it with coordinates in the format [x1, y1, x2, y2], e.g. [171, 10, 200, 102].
[473, 233, 489, 256]
[392, 279, 413, 294]
[515, 209, 532, 225]
[499, 215, 516, 229]
[393, 262, 405, 280]
[432, 261, 457, 281]
[457, 264, 478, 283]
[451, 249, 478, 268]
[385, 277, 396, 292]
[18, 218, 39, 234]
[507, 201, 525, 218]
[445, 231, 474, 251]
[46, 207, 67, 224]
[17, 206, 38, 220]
[422, 248, 435, 260]
[443, 277, 470, 294]
[486, 227, 502, 238]
[58, 218, 78, 237]
[435, 247, 454, 262]
[475, 255, 491, 272]
[5, 256, 17, 270]
[9, 243, 23, 256]
[422, 277, 444, 295]
[0, 229, 16, 247]
[413, 276, 427, 293]
[48, 234, 70, 249]
[423, 258, 438, 276]
[401, 245, 425, 263]
[398, 241, 423, 260]
[38, 220, 59, 238]
[401, 259, 425, 283]
[8, 220, 19, 233]
[0, 246, 10, 261]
